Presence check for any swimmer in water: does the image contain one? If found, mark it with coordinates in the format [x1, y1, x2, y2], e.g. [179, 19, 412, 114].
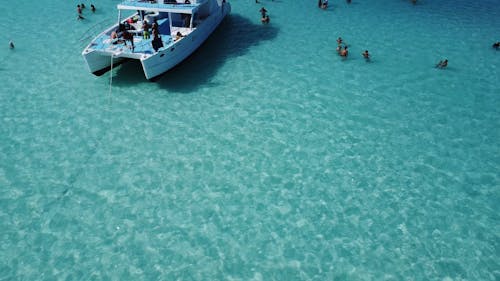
[340, 46, 348, 57]
[91, 4, 96, 12]
[492, 42, 500, 49]
[322, 0, 328, 9]
[261, 15, 270, 24]
[77, 5, 84, 20]
[259, 7, 267, 17]
[436, 59, 448, 69]
[9, 40, 14, 49]
[362, 50, 370, 60]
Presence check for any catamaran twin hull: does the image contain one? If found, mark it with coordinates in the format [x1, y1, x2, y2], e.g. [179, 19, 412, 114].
[82, 0, 230, 81]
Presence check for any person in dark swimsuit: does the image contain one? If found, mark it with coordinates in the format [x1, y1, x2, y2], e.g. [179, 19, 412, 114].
[436, 59, 448, 68]
[362, 50, 370, 60]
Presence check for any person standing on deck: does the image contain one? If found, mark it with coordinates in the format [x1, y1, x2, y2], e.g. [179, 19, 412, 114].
[151, 19, 159, 36]
[123, 30, 134, 51]
[142, 20, 150, 39]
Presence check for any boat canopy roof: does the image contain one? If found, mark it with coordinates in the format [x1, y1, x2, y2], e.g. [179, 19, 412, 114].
[117, 0, 204, 14]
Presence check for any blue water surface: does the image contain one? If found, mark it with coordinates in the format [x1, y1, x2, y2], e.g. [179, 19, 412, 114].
[0, 0, 499, 280]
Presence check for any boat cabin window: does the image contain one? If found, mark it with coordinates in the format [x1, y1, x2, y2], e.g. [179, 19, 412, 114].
[170, 13, 191, 28]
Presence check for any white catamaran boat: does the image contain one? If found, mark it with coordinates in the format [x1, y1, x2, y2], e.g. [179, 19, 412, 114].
[82, 0, 230, 81]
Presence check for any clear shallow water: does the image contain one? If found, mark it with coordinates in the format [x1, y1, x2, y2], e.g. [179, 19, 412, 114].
[1, 0, 499, 280]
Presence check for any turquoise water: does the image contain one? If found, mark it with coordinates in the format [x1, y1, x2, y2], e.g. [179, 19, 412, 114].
[1, 0, 499, 280]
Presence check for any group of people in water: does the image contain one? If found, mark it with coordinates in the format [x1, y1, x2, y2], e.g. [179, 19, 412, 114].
[77, 3, 96, 20]
[334, 35, 452, 68]
[318, 0, 351, 9]
[335, 37, 371, 61]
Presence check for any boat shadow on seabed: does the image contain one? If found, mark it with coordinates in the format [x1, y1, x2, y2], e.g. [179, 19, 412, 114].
[111, 14, 279, 93]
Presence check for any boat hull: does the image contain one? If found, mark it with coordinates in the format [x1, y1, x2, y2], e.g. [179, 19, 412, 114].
[142, 3, 231, 80]
[83, 49, 127, 76]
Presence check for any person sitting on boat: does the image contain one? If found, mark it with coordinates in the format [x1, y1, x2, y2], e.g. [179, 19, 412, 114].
[175, 31, 184, 41]
[436, 59, 448, 68]
[261, 15, 270, 24]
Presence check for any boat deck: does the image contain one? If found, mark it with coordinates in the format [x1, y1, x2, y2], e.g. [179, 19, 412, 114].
[88, 33, 173, 57]
[86, 17, 192, 58]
